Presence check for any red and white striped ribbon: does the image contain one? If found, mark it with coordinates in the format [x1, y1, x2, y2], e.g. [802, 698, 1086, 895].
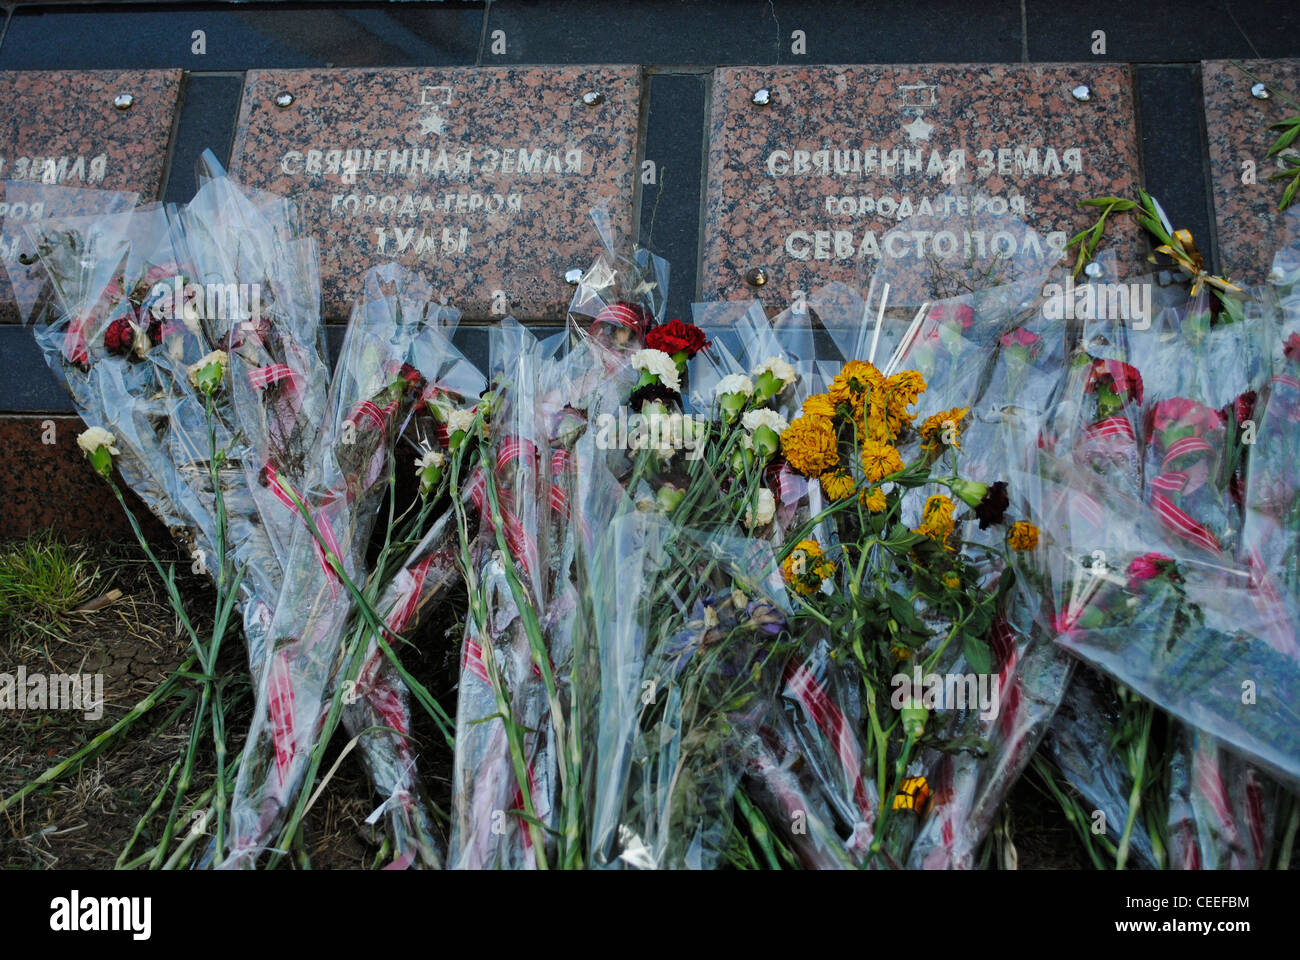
[268, 651, 297, 787]
[385, 554, 438, 638]
[247, 363, 301, 393]
[782, 658, 872, 820]
[1151, 491, 1221, 553]
[310, 509, 344, 600]
[1162, 434, 1214, 470]
[1149, 470, 1189, 493]
[594, 302, 643, 330]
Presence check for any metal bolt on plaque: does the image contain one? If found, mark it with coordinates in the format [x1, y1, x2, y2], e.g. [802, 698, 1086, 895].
[113, 93, 135, 111]
[582, 91, 604, 106]
[564, 268, 583, 285]
[274, 92, 295, 109]
[1251, 82, 1270, 100]
[1070, 84, 1092, 103]
[745, 266, 769, 287]
[752, 88, 772, 107]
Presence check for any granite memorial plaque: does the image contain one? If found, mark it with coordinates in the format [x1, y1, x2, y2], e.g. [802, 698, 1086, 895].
[703, 64, 1144, 308]
[229, 66, 643, 321]
[0, 69, 183, 323]
[1204, 59, 1300, 284]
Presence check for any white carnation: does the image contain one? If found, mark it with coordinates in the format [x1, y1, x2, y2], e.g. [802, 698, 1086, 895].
[751, 356, 796, 387]
[447, 408, 476, 435]
[76, 426, 120, 457]
[741, 408, 789, 435]
[631, 348, 681, 392]
[744, 488, 776, 528]
[715, 373, 754, 398]
[415, 448, 445, 474]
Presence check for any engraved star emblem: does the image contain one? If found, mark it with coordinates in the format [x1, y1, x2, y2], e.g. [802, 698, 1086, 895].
[902, 115, 934, 142]
[418, 110, 446, 136]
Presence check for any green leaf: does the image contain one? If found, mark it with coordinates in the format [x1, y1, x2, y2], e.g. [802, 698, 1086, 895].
[962, 632, 993, 675]
[1266, 124, 1300, 157]
[1281, 176, 1300, 212]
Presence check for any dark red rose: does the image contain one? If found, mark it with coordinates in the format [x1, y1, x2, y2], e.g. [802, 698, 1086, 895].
[628, 381, 679, 411]
[104, 316, 135, 356]
[974, 481, 1010, 530]
[1285, 333, 1300, 363]
[1234, 390, 1257, 426]
[645, 318, 710, 358]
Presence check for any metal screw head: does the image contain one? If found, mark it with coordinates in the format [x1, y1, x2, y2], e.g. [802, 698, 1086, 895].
[1083, 261, 1103, 279]
[1070, 84, 1092, 103]
[582, 91, 603, 106]
[1251, 82, 1270, 100]
[564, 268, 583, 285]
[745, 266, 769, 287]
[752, 88, 772, 107]
[274, 92, 295, 109]
[113, 93, 135, 111]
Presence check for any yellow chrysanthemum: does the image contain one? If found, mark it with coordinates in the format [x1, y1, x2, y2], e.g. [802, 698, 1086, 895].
[915, 494, 956, 546]
[781, 539, 836, 596]
[942, 571, 961, 589]
[781, 414, 839, 477]
[801, 392, 838, 419]
[828, 360, 884, 408]
[859, 487, 888, 513]
[1008, 520, 1040, 552]
[919, 406, 971, 452]
[819, 468, 856, 501]
[859, 438, 904, 483]
[883, 369, 927, 436]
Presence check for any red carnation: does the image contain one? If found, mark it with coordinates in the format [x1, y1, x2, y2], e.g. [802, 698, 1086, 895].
[930, 302, 975, 328]
[104, 316, 135, 356]
[646, 318, 710, 358]
[1085, 358, 1143, 404]
[1151, 396, 1225, 434]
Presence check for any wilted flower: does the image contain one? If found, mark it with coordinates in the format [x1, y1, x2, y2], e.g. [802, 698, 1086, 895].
[187, 349, 228, 395]
[744, 487, 776, 528]
[781, 539, 835, 596]
[918, 406, 970, 452]
[446, 407, 477, 448]
[914, 494, 956, 545]
[859, 487, 887, 513]
[1008, 520, 1040, 551]
[950, 478, 1010, 530]
[819, 468, 855, 501]
[415, 447, 446, 496]
[858, 438, 904, 483]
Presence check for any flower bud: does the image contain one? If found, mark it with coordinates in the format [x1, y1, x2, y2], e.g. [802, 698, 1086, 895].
[899, 700, 928, 739]
[949, 477, 987, 509]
